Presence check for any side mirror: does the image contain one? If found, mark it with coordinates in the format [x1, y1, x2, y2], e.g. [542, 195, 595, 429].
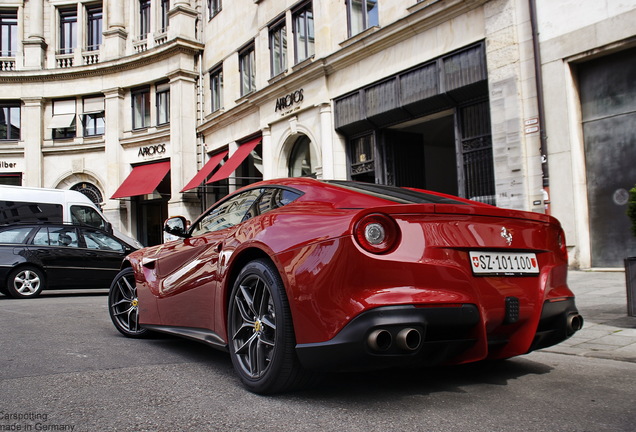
[164, 216, 189, 238]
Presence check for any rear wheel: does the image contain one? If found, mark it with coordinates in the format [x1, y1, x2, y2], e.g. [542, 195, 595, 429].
[108, 268, 149, 338]
[6, 266, 45, 299]
[227, 259, 311, 394]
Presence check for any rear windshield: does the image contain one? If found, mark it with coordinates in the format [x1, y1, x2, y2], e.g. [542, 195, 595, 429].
[324, 181, 467, 205]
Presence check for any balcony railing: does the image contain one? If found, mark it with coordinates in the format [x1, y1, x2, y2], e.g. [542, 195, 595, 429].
[56, 52, 74, 68]
[0, 57, 15, 71]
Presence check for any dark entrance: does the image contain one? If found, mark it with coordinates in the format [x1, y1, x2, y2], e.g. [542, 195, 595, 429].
[579, 47, 636, 267]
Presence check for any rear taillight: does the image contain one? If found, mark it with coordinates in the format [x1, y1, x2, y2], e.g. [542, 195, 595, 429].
[557, 229, 568, 259]
[354, 213, 400, 254]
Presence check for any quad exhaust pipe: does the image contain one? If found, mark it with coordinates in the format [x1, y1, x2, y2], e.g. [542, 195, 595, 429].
[367, 327, 422, 353]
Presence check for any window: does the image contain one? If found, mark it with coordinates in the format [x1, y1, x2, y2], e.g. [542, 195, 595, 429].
[0, 201, 62, 224]
[70, 205, 108, 231]
[191, 189, 262, 236]
[156, 82, 170, 125]
[160, 0, 169, 32]
[210, 66, 223, 112]
[239, 44, 256, 96]
[293, 2, 314, 64]
[59, 7, 77, 54]
[0, 10, 18, 57]
[208, 0, 221, 19]
[288, 135, 313, 177]
[269, 20, 287, 77]
[34, 227, 79, 248]
[81, 229, 125, 252]
[139, 0, 151, 39]
[349, 134, 375, 183]
[86, 4, 102, 51]
[132, 87, 150, 129]
[52, 99, 76, 139]
[347, 0, 379, 37]
[82, 95, 105, 137]
[0, 227, 33, 244]
[0, 101, 20, 140]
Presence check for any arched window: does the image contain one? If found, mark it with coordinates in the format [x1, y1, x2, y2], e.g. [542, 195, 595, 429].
[71, 182, 103, 206]
[288, 135, 313, 177]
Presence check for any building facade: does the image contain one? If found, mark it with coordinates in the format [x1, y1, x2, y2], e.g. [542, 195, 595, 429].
[1, 0, 635, 268]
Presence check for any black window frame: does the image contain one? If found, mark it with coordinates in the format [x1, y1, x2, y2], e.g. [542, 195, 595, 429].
[59, 7, 77, 55]
[0, 100, 20, 140]
[239, 43, 256, 97]
[208, 0, 222, 20]
[269, 18, 287, 77]
[156, 82, 170, 125]
[0, 9, 18, 57]
[160, 0, 170, 33]
[52, 99, 77, 140]
[86, 3, 103, 51]
[132, 86, 151, 130]
[139, 0, 151, 39]
[292, 1, 314, 64]
[210, 66, 223, 112]
[346, 0, 379, 38]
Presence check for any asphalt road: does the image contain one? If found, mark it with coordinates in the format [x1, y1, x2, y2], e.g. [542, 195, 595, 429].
[1, 290, 635, 432]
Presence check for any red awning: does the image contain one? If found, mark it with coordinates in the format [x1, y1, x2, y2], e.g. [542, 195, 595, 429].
[207, 137, 261, 184]
[111, 161, 171, 199]
[180, 151, 229, 192]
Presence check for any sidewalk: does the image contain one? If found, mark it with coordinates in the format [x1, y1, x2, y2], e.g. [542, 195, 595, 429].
[540, 270, 636, 363]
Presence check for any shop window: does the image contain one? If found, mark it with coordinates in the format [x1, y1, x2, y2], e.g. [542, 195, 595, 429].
[86, 4, 102, 51]
[235, 141, 263, 189]
[0, 173, 21, 186]
[82, 95, 105, 137]
[288, 135, 313, 177]
[156, 82, 170, 125]
[208, 0, 221, 19]
[349, 134, 375, 183]
[210, 66, 223, 112]
[0, 10, 18, 57]
[293, 1, 314, 64]
[132, 87, 151, 129]
[269, 19, 287, 77]
[347, 0, 378, 37]
[52, 99, 76, 140]
[0, 101, 20, 140]
[139, 0, 151, 39]
[59, 7, 77, 54]
[239, 43, 256, 96]
[160, 0, 169, 33]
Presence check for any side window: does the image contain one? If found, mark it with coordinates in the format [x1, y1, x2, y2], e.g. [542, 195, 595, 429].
[82, 229, 124, 252]
[48, 227, 79, 248]
[191, 189, 262, 236]
[33, 228, 50, 245]
[70, 205, 106, 230]
[0, 227, 33, 244]
[257, 188, 301, 215]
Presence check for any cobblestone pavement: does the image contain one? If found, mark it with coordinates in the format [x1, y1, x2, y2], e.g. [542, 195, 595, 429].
[541, 270, 636, 362]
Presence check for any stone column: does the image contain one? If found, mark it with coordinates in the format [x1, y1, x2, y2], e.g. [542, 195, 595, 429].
[261, 127, 273, 179]
[102, 0, 127, 60]
[102, 88, 127, 233]
[319, 103, 334, 179]
[22, 0, 46, 69]
[21, 98, 44, 186]
[168, 0, 197, 41]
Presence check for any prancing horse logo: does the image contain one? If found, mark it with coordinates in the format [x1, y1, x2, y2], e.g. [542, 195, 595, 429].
[501, 227, 513, 246]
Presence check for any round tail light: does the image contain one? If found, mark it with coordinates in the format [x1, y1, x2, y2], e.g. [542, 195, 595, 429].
[354, 213, 400, 254]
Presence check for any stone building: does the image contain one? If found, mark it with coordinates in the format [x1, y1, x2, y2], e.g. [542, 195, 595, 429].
[0, 0, 634, 268]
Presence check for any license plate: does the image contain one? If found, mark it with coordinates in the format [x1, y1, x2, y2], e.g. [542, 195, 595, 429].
[469, 251, 539, 276]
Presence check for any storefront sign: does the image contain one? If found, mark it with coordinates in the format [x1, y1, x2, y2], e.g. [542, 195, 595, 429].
[138, 144, 167, 158]
[0, 160, 18, 170]
[275, 89, 304, 114]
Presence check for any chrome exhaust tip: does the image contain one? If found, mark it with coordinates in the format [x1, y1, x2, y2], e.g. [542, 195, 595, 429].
[368, 329, 392, 352]
[396, 328, 422, 352]
[566, 313, 584, 335]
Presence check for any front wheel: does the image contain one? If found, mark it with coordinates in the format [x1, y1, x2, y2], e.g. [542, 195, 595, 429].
[227, 259, 312, 394]
[6, 266, 45, 298]
[108, 267, 149, 338]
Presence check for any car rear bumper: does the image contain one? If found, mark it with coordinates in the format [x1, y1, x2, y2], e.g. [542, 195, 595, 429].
[295, 299, 582, 371]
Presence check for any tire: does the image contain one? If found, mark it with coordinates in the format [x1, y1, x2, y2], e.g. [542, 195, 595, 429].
[108, 267, 149, 338]
[227, 259, 312, 394]
[6, 266, 45, 299]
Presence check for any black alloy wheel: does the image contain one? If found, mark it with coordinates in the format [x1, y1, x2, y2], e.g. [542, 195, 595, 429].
[108, 267, 149, 338]
[227, 259, 311, 394]
[6, 266, 45, 299]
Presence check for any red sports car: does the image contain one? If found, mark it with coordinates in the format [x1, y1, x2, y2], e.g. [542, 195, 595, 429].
[108, 178, 583, 394]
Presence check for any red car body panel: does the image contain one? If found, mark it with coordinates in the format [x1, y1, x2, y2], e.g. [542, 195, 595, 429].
[124, 178, 579, 370]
